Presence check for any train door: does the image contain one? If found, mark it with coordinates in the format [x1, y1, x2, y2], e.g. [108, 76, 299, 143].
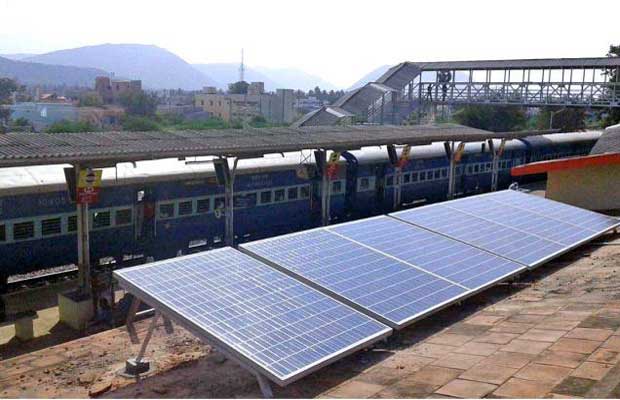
[135, 188, 155, 244]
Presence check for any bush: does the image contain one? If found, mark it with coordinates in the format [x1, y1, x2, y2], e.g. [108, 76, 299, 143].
[121, 115, 161, 131]
[47, 120, 98, 133]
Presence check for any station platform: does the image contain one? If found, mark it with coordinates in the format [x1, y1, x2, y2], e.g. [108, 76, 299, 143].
[1, 229, 620, 398]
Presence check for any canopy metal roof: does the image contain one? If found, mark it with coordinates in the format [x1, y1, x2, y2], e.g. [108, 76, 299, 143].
[417, 57, 620, 70]
[0, 124, 555, 168]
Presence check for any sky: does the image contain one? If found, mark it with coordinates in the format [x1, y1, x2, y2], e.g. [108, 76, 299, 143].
[1, 0, 619, 88]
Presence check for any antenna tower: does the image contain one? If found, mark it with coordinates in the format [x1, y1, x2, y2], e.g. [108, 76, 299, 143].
[239, 48, 245, 82]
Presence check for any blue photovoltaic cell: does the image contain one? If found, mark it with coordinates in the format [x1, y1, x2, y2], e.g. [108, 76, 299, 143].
[114, 248, 391, 385]
[241, 230, 467, 328]
[445, 197, 601, 245]
[391, 190, 620, 267]
[328, 216, 526, 290]
[392, 204, 565, 266]
[482, 190, 620, 233]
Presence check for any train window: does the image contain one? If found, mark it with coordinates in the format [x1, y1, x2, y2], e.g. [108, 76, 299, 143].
[41, 217, 62, 236]
[360, 177, 370, 190]
[300, 186, 310, 199]
[411, 172, 418, 182]
[441, 168, 448, 178]
[467, 165, 473, 174]
[403, 174, 410, 184]
[197, 198, 210, 213]
[260, 190, 272, 204]
[426, 171, 433, 180]
[68, 215, 77, 232]
[13, 221, 34, 240]
[178, 201, 193, 216]
[474, 164, 480, 173]
[386, 176, 394, 187]
[419, 171, 426, 181]
[434, 170, 440, 179]
[486, 162, 492, 171]
[214, 197, 225, 210]
[332, 181, 342, 193]
[116, 209, 133, 225]
[288, 187, 298, 200]
[93, 211, 111, 228]
[274, 189, 285, 202]
[0, 224, 5, 241]
[234, 193, 257, 209]
[159, 203, 174, 219]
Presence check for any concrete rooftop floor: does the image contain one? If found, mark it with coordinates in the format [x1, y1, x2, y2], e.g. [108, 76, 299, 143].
[1, 230, 620, 398]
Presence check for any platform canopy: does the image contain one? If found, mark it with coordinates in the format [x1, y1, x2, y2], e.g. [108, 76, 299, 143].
[0, 124, 554, 168]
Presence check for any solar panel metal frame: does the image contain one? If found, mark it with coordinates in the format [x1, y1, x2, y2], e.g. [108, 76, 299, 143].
[114, 248, 392, 387]
[390, 190, 620, 270]
[240, 220, 526, 329]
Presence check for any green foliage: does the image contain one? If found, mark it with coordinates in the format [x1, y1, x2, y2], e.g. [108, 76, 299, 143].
[119, 91, 157, 116]
[600, 44, 620, 128]
[13, 117, 30, 126]
[228, 81, 249, 94]
[0, 78, 18, 104]
[121, 115, 161, 131]
[535, 107, 587, 132]
[46, 119, 98, 133]
[79, 92, 103, 107]
[453, 105, 527, 132]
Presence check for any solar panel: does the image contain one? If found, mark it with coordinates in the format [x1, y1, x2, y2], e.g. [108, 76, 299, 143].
[328, 216, 527, 291]
[240, 229, 468, 329]
[391, 190, 619, 268]
[114, 248, 391, 386]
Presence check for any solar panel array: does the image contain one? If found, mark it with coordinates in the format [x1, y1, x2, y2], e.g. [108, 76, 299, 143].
[116, 190, 618, 389]
[392, 190, 620, 268]
[114, 248, 391, 385]
[329, 216, 525, 290]
[241, 228, 468, 328]
[241, 215, 529, 329]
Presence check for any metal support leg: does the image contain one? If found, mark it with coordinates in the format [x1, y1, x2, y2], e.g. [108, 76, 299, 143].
[136, 311, 160, 362]
[162, 315, 174, 334]
[256, 373, 273, 398]
[126, 297, 141, 344]
[124, 311, 160, 376]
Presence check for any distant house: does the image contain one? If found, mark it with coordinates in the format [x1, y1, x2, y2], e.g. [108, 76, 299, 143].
[95, 76, 142, 104]
[194, 82, 295, 124]
[9, 102, 124, 131]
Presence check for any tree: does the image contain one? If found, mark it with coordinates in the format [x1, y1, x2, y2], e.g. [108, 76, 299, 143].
[600, 44, 620, 128]
[46, 120, 98, 133]
[0, 78, 17, 103]
[79, 92, 103, 107]
[535, 107, 587, 132]
[453, 105, 527, 132]
[13, 117, 30, 127]
[228, 81, 249, 95]
[119, 91, 157, 117]
[0, 78, 18, 132]
[121, 115, 161, 131]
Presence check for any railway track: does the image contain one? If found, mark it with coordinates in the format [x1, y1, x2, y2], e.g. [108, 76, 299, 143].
[7, 267, 79, 293]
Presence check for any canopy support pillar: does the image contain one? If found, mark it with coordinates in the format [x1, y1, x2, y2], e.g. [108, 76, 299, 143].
[219, 158, 239, 247]
[444, 142, 456, 199]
